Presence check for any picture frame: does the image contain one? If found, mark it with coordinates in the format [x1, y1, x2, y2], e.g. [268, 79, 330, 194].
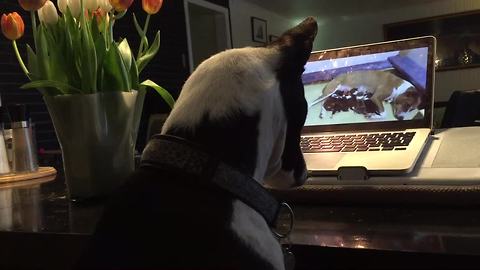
[251, 17, 267, 43]
[384, 10, 480, 71]
[269, 35, 279, 43]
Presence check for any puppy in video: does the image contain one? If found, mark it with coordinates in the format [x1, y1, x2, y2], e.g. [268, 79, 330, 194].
[316, 70, 423, 120]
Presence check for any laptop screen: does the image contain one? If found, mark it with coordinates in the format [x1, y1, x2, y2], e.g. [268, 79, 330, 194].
[302, 36, 435, 133]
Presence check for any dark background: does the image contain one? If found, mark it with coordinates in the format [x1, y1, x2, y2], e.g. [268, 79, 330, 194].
[0, 0, 228, 151]
[384, 10, 480, 71]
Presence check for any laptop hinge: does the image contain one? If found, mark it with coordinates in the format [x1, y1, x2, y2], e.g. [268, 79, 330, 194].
[337, 166, 369, 181]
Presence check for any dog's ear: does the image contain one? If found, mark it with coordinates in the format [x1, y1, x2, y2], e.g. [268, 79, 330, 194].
[268, 17, 318, 74]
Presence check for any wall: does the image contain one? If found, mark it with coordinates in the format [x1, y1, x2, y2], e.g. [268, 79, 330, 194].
[229, 0, 294, 48]
[306, 0, 480, 102]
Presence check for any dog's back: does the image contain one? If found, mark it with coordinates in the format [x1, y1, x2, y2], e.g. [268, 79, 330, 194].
[77, 18, 317, 270]
[80, 167, 276, 269]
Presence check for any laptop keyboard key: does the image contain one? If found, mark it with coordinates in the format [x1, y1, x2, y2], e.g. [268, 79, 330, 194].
[302, 131, 416, 153]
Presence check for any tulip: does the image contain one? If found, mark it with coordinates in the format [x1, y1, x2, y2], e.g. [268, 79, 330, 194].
[98, 0, 112, 12]
[38, 1, 59, 25]
[109, 0, 134, 12]
[84, 0, 99, 11]
[142, 0, 163, 15]
[57, 0, 68, 13]
[92, 8, 109, 29]
[18, 0, 48, 11]
[1, 12, 25, 40]
[68, 0, 81, 17]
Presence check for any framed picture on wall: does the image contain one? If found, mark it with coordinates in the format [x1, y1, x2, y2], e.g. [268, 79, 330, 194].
[384, 10, 480, 71]
[251, 17, 267, 43]
[269, 35, 279, 43]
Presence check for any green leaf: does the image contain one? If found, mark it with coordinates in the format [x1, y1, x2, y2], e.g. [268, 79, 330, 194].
[132, 13, 149, 55]
[141, 36, 149, 54]
[118, 38, 132, 73]
[26, 44, 38, 80]
[130, 58, 139, 91]
[137, 30, 160, 73]
[21, 80, 82, 95]
[101, 42, 131, 92]
[43, 23, 71, 88]
[64, 7, 82, 87]
[140, 79, 175, 109]
[36, 25, 50, 80]
[92, 18, 107, 91]
[132, 13, 144, 38]
[79, 10, 98, 93]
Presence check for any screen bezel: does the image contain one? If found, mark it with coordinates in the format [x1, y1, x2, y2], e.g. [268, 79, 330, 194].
[302, 36, 436, 134]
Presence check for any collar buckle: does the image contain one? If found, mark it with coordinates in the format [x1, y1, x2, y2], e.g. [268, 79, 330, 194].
[272, 202, 294, 239]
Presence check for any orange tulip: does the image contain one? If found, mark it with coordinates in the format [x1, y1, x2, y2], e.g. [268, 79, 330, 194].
[142, 0, 163, 14]
[1, 12, 25, 40]
[18, 0, 48, 11]
[109, 0, 134, 12]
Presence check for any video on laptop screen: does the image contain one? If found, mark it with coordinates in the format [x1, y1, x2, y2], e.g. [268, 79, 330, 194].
[302, 46, 429, 127]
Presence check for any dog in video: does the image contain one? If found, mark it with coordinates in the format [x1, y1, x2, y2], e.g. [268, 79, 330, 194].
[77, 18, 317, 270]
[312, 70, 423, 119]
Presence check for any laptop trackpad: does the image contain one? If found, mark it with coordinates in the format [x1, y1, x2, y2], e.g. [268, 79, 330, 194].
[304, 153, 345, 170]
[433, 127, 480, 168]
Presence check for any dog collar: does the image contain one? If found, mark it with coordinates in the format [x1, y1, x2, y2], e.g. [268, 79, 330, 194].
[140, 134, 282, 227]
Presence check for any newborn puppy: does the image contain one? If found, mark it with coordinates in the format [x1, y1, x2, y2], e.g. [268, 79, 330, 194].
[312, 70, 420, 119]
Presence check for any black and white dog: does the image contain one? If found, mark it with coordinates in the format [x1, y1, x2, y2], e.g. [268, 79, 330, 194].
[78, 17, 317, 270]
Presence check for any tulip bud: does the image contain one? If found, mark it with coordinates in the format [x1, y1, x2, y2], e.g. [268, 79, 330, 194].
[84, 0, 99, 11]
[93, 8, 109, 29]
[109, 0, 134, 12]
[99, 0, 112, 12]
[68, 0, 81, 17]
[142, 0, 163, 15]
[1, 12, 25, 40]
[57, 0, 68, 13]
[18, 0, 48, 11]
[38, 1, 59, 25]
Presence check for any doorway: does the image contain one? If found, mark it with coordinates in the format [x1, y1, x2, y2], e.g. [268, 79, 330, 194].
[184, 0, 232, 73]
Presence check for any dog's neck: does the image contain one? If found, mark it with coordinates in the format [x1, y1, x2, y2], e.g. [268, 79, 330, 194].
[161, 48, 286, 183]
[161, 48, 285, 184]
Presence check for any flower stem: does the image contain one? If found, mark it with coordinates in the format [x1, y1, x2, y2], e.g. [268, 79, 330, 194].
[137, 14, 151, 60]
[109, 16, 115, 45]
[12, 40, 31, 80]
[30, 11, 38, 51]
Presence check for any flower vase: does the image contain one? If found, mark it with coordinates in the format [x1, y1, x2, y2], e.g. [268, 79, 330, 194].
[43, 90, 145, 200]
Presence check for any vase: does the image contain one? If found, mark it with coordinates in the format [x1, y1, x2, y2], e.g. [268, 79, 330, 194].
[43, 90, 145, 200]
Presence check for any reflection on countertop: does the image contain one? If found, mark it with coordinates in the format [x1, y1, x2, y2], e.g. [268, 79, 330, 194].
[1, 175, 480, 268]
[286, 205, 480, 255]
[0, 175, 104, 234]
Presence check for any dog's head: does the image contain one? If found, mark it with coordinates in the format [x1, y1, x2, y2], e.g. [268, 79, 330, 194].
[162, 18, 317, 189]
[261, 17, 318, 188]
[392, 87, 423, 120]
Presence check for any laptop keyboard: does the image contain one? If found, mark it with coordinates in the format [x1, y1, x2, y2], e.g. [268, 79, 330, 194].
[301, 132, 416, 153]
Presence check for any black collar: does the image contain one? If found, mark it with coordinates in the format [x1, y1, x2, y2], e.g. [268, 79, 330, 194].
[140, 134, 281, 227]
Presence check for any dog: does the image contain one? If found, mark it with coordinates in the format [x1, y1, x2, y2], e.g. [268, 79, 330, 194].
[311, 70, 422, 119]
[76, 17, 317, 270]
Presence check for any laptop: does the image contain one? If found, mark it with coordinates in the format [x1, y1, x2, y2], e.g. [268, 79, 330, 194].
[300, 36, 436, 176]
